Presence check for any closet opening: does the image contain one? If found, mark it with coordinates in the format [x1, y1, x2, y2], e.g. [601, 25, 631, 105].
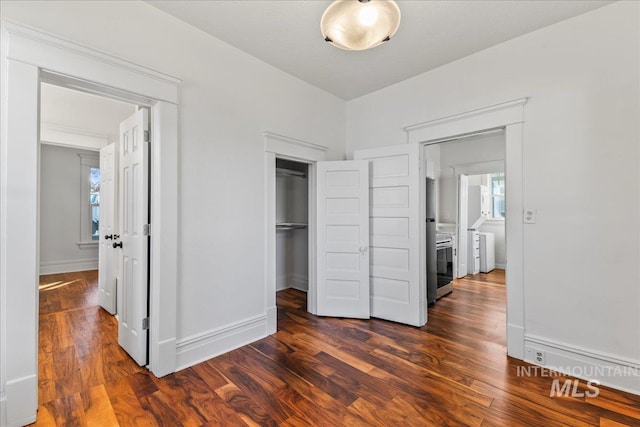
[276, 159, 310, 294]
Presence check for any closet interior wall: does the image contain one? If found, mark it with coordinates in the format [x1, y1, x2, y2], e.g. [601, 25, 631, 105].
[276, 159, 309, 292]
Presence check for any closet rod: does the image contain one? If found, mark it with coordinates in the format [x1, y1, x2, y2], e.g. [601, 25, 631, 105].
[276, 222, 308, 230]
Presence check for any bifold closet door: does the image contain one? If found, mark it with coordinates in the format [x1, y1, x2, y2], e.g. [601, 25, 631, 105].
[316, 160, 370, 318]
[355, 143, 425, 327]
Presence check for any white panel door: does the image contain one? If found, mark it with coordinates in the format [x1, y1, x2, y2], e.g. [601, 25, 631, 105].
[355, 144, 424, 327]
[98, 143, 117, 314]
[316, 160, 370, 318]
[115, 109, 150, 366]
[457, 174, 469, 278]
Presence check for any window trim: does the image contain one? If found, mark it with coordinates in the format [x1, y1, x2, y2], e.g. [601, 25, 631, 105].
[78, 153, 100, 246]
[489, 172, 505, 220]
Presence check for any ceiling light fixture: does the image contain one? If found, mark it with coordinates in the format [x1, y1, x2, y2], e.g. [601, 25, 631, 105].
[321, 0, 401, 51]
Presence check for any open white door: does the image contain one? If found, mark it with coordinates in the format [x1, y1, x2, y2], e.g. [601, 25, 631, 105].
[114, 109, 150, 366]
[98, 143, 118, 314]
[316, 160, 370, 318]
[355, 144, 425, 327]
[457, 174, 469, 278]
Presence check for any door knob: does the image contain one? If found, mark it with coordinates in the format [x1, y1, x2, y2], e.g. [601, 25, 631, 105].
[359, 246, 369, 255]
[104, 234, 113, 240]
[113, 242, 123, 248]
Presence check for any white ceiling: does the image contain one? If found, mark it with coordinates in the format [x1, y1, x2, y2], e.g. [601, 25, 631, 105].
[41, 83, 136, 143]
[147, 0, 613, 100]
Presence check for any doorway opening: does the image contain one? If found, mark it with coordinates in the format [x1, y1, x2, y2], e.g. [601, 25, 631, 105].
[422, 129, 508, 343]
[37, 82, 151, 408]
[2, 23, 180, 424]
[276, 159, 310, 294]
[264, 131, 326, 333]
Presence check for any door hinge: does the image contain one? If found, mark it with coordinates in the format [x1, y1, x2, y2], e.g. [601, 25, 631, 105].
[142, 317, 149, 330]
[144, 130, 150, 143]
[143, 224, 151, 236]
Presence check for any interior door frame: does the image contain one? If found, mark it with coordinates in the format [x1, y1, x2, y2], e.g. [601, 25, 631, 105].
[405, 98, 527, 361]
[452, 160, 505, 277]
[264, 132, 328, 333]
[1, 21, 180, 425]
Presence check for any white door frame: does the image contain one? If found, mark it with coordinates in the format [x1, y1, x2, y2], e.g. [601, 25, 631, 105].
[405, 98, 527, 360]
[264, 132, 328, 332]
[1, 21, 180, 426]
[452, 160, 505, 277]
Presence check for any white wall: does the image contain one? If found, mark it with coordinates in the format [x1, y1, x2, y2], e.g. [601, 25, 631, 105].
[0, 0, 346, 367]
[39, 145, 99, 273]
[348, 1, 639, 371]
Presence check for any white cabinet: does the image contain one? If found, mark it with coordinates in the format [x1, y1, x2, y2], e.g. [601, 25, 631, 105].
[467, 230, 480, 275]
[479, 232, 496, 273]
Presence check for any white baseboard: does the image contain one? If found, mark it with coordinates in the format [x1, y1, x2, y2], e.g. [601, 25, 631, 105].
[276, 274, 308, 292]
[495, 263, 506, 269]
[276, 273, 288, 291]
[524, 334, 640, 395]
[39, 258, 98, 275]
[289, 273, 308, 292]
[1, 396, 6, 427]
[150, 337, 176, 378]
[175, 314, 267, 371]
[5, 374, 37, 426]
[266, 306, 277, 335]
[507, 323, 525, 360]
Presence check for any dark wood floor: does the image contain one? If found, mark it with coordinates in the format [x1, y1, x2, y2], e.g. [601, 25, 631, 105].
[32, 270, 640, 426]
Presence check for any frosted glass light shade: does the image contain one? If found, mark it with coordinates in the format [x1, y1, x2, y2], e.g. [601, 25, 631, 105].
[321, 0, 401, 51]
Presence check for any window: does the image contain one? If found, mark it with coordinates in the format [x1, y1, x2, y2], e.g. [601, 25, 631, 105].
[90, 167, 100, 241]
[79, 154, 100, 245]
[490, 173, 505, 219]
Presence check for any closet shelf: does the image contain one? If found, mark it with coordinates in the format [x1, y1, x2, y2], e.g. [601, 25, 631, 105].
[276, 222, 308, 230]
[276, 168, 306, 178]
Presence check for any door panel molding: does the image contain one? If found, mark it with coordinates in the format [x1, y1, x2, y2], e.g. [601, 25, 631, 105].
[98, 143, 117, 314]
[355, 143, 424, 327]
[117, 109, 150, 366]
[316, 160, 370, 318]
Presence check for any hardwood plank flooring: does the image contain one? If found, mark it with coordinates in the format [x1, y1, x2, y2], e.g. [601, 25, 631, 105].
[31, 270, 639, 426]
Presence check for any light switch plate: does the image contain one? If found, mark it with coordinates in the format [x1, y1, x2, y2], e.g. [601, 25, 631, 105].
[524, 208, 537, 224]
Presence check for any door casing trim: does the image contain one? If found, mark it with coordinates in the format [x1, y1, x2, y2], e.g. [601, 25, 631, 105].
[1, 20, 180, 426]
[406, 98, 527, 360]
[264, 131, 327, 328]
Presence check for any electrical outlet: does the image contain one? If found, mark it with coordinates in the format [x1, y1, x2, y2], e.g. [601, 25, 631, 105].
[524, 208, 537, 224]
[526, 346, 546, 365]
